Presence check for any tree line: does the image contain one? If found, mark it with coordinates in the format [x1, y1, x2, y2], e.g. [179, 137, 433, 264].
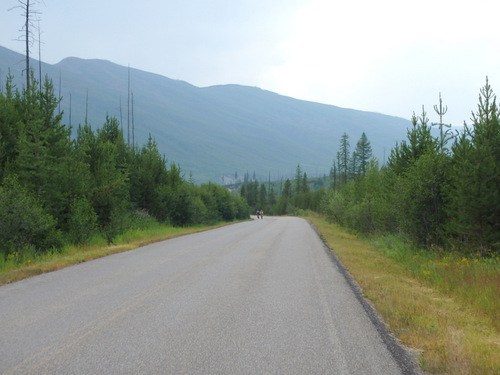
[239, 79, 499, 256]
[240, 164, 326, 216]
[0, 73, 249, 258]
[239, 130, 373, 216]
[323, 80, 499, 256]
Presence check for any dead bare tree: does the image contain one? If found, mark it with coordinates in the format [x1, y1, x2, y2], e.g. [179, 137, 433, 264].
[131, 91, 135, 147]
[10, 0, 42, 89]
[119, 96, 123, 131]
[85, 88, 89, 125]
[127, 66, 130, 145]
[37, 18, 42, 91]
[433, 92, 452, 152]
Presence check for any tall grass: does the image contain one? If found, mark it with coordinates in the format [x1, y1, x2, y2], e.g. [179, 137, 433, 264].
[308, 214, 500, 374]
[376, 235, 500, 331]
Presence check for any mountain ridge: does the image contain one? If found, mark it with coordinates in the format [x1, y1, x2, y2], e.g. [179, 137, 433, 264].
[0, 45, 410, 182]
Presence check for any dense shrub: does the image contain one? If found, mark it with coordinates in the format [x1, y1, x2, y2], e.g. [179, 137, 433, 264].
[0, 178, 63, 257]
[0, 73, 250, 254]
[322, 80, 500, 255]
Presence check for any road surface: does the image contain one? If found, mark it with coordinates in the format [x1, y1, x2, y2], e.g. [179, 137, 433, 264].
[0, 216, 419, 374]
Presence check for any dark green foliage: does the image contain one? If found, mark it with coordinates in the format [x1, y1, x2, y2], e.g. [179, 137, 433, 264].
[200, 183, 244, 222]
[259, 183, 267, 210]
[324, 80, 500, 255]
[0, 73, 250, 256]
[0, 74, 19, 183]
[276, 179, 293, 215]
[446, 79, 500, 254]
[129, 134, 168, 214]
[337, 133, 350, 185]
[355, 132, 372, 176]
[395, 151, 449, 245]
[68, 196, 97, 245]
[0, 178, 62, 256]
[294, 164, 302, 194]
[266, 187, 277, 215]
[387, 108, 437, 176]
[237, 171, 326, 216]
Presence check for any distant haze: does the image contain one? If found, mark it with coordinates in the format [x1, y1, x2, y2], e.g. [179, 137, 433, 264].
[1, 46, 411, 183]
[1, 0, 498, 128]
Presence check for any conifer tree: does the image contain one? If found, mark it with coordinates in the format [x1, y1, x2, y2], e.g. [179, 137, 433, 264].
[301, 172, 309, 193]
[388, 107, 437, 175]
[294, 164, 302, 194]
[446, 78, 500, 254]
[128, 134, 168, 215]
[0, 74, 19, 183]
[355, 132, 372, 176]
[349, 151, 358, 179]
[337, 133, 350, 184]
[259, 183, 267, 209]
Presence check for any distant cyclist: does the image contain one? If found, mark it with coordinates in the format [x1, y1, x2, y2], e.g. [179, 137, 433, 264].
[259, 210, 264, 219]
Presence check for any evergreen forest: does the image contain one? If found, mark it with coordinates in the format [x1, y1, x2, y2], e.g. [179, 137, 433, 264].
[0, 73, 249, 259]
[242, 79, 499, 256]
[1, 70, 499, 260]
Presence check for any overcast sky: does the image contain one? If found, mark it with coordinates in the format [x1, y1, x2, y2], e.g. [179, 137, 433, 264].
[1, 0, 499, 126]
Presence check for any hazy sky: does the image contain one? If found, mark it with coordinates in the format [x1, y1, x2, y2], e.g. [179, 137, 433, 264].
[2, 0, 499, 126]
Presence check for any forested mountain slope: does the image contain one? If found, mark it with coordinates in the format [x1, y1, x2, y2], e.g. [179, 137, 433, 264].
[0, 46, 410, 182]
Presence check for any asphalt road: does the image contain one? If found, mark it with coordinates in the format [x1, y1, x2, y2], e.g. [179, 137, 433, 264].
[0, 216, 419, 375]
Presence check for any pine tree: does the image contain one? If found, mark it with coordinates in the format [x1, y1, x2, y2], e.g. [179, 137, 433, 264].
[355, 132, 372, 176]
[0, 74, 19, 183]
[128, 134, 168, 215]
[330, 160, 337, 189]
[337, 133, 350, 184]
[258, 183, 267, 209]
[294, 163, 302, 194]
[301, 172, 309, 193]
[90, 116, 130, 242]
[388, 107, 437, 175]
[446, 78, 500, 254]
[349, 151, 358, 179]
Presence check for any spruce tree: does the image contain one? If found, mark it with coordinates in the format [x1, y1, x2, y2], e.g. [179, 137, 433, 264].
[388, 108, 437, 175]
[294, 164, 302, 194]
[446, 78, 500, 254]
[355, 132, 372, 176]
[337, 133, 350, 184]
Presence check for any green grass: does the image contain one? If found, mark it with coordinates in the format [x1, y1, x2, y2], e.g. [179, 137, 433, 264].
[307, 214, 500, 374]
[375, 234, 500, 331]
[0, 221, 242, 286]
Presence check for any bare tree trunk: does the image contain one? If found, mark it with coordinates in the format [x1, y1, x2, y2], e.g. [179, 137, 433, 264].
[127, 66, 130, 146]
[131, 91, 135, 147]
[37, 18, 42, 92]
[85, 88, 88, 125]
[58, 69, 62, 114]
[119, 96, 123, 131]
[69, 93, 72, 127]
[10, 0, 42, 89]
[25, 0, 30, 89]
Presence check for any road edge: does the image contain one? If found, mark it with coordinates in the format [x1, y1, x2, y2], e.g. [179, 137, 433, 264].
[306, 219, 423, 375]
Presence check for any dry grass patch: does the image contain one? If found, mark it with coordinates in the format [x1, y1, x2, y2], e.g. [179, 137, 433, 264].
[308, 214, 499, 375]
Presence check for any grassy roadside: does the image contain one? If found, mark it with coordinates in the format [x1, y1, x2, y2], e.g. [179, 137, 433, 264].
[0, 221, 242, 286]
[307, 214, 499, 374]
